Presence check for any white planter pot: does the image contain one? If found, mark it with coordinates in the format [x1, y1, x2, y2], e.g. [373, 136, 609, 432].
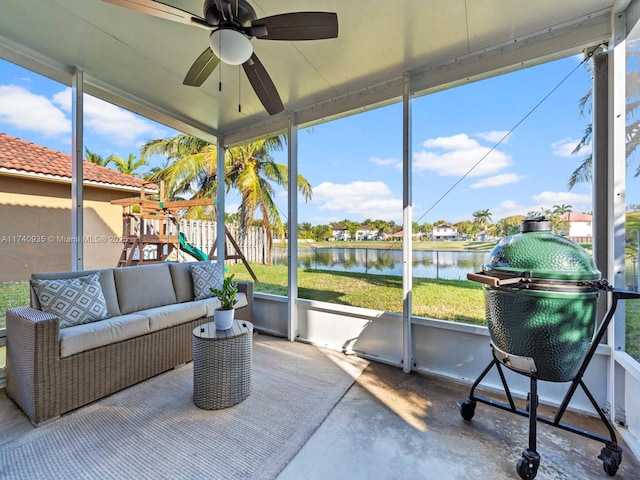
[214, 308, 235, 330]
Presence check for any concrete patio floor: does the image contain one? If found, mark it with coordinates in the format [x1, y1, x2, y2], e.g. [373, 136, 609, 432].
[2, 350, 639, 479]
[279, 360, 640, 480]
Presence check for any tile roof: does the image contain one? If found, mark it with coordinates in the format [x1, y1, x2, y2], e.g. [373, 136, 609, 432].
[560, 212, 592, 222]
[0, 132, 150, 189]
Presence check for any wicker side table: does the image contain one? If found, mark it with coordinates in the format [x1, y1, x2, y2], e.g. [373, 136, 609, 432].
[192, 319, 253, 410]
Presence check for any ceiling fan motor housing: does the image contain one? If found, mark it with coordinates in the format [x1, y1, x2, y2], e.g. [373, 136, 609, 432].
[204, 0, 257, 28]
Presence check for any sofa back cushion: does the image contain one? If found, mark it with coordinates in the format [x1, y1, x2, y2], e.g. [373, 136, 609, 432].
[114, 263, 177, 314]
[31, 269, 121, 317]
[168, 261, 211, 303]
[190, 262, 224, 300]
[31, 272, 111, 328]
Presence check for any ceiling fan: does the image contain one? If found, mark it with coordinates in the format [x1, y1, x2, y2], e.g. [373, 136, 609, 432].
[102, 0, 339, 115]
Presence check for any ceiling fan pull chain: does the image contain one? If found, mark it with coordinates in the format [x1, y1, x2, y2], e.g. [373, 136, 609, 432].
[218, 28, 223, 92]
[238, 65, 242, 112]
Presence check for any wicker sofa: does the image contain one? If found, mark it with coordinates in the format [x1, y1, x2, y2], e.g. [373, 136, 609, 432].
[5, 261, 254, 426]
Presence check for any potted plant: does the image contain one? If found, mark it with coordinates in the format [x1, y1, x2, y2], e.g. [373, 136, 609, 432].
[210, 274, 238, 330]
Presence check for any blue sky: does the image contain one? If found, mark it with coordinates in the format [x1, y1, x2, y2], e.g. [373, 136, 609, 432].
[1, 55, 634, 227]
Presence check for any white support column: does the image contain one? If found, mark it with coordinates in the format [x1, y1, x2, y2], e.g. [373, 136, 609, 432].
[609, 11, 628, 350]
[402, 72, 413, 373]
[287, 112, 299, 341]
[216, 141, 226, 265]
[593, 49, 610, 318]
[71, 68, 83, 271]
[608, 9, 628, 425]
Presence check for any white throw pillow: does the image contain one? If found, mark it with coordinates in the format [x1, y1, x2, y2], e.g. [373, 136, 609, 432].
[190, 262, 224, 300]
[31, 272, 110, 328]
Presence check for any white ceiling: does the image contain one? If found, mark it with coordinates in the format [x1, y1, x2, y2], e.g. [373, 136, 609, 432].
[0, 0, 617, 145]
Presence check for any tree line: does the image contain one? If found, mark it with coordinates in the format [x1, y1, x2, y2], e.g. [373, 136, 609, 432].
[290, 204, 574, 242]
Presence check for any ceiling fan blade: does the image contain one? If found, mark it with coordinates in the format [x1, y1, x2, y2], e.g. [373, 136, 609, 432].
[251, 12, 338, 41]
[242, 54, 284, 115]
[183, 48, 220, 87]
[101, 0, 210, 29]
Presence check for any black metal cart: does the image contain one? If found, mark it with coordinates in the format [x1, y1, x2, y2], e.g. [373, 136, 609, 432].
[458, 282, 640, 479]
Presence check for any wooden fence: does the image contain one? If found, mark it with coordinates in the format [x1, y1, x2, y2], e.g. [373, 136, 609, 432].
[177, 220, 269, 264]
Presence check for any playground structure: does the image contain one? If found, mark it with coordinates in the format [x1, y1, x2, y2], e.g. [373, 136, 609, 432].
[111, 182, 258, 282]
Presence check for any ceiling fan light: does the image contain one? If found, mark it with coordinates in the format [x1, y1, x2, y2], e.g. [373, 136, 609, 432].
[209, 28, 253, 65]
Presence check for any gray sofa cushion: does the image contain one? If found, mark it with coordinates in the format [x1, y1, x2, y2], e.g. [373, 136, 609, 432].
[31, 269, 121, 317]
[114, 263, 177, 315]
[168, 261, 210, 303]
[31, 273, 110, 328]
[59, 313, 149, 358]
[141, 302, 208, 332]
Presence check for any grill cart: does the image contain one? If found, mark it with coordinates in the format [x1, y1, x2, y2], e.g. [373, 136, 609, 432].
[460, 217, 640, 479]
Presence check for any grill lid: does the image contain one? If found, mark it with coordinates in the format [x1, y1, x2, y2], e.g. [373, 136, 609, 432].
[484, 217, 600, 281]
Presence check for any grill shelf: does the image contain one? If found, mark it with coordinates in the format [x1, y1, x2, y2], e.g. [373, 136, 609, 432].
[458, 282, 640, 479]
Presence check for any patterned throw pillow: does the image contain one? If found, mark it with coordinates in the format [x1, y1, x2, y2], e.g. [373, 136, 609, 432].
[31, 272, 110, 328]
[190, 262, 224, 300]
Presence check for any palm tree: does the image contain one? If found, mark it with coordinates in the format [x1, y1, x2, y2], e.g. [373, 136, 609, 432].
[142, 133, 312, 262]
[109, 153, 149, 176]
[569, 48, 640, 188]
[84, 147, 115, 167]
[85, 148, 148, 177]
[472, 209, 492, 236]
[553, 204, 573, 215]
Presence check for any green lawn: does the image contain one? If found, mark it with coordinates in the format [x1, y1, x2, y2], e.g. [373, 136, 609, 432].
[627, 211, 640, 239]
[0, 282, 30, 329]
[2, 263, 638, 361]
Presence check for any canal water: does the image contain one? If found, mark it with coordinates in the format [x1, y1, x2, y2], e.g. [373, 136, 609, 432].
[272, 245, 489, 281]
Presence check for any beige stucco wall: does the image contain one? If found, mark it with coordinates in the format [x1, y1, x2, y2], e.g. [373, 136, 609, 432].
[0, 176, 136, 282]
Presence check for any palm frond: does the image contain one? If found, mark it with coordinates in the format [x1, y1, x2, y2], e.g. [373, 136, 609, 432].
[568, 154, 593, 189]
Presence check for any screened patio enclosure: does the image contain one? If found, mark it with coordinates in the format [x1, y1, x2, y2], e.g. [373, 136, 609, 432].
[1, 0, 640, 461]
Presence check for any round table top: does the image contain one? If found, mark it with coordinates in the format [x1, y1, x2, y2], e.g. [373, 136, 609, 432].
[193, 319, 253, 340]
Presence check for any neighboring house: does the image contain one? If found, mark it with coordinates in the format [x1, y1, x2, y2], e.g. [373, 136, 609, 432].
[355, 224, 376, 241]
[0, 133, 154, 282]
[331, 224, 350, 241]
[390, 230, 424, 241]
[474, 230, 497, 242]
[559, 212, 593, 243]
[431, 223, 459, 240]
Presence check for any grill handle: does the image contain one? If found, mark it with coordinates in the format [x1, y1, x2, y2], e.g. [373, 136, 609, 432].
[467, 272, 526, 287]
[467, 272, 499, 287]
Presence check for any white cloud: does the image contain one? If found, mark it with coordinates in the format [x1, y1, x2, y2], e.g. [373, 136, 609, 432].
[490, 200, 529, 219]
[532, 191, 591, 207]
[413, 133, 512, 177]
[312, 181, 402, 221]
[422, 133, 478, 150]
[0, 85, 69, 136]
[53, 88, 166, 146]
[469, 173, 523, 189]
[551, 137, 587, 157]
[370, 156, 401, 168]
[475, 130, 511, 144]
[473, 191, 592, 223]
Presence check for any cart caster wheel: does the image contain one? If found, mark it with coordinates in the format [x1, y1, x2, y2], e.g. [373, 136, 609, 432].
[458, 398, 476, 420]
[516, 449, 540, 480]
[598, 444, 622, 477]
[602, 459, 619, 477]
